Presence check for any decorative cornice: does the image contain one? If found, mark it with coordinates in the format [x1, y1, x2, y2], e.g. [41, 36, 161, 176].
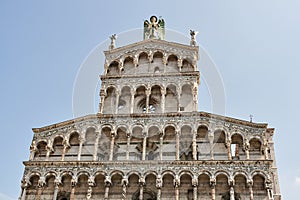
[32, 112, 269, 134]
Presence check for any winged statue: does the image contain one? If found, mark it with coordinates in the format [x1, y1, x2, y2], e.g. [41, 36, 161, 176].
[144, 16, 165, 40]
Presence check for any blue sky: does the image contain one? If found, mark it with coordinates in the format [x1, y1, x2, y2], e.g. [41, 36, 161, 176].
[1, 0, 300, 199]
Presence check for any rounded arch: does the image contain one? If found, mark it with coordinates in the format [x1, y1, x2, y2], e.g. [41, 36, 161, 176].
[50, 136, 64, 160]
[165, 84, 179, 112]
[249, 136, 263, 144]
[144, 171, 158, 178]
[161, 170, 176, 178]
[148, 125, 160, 137]
[153, 51, 164, 58]
[127, 171, 141, 178]
[36, 139, 48, 146]
[123, 56, 134, 74]
[45, 171, 58, 179]
[215, 170, 230, 179]
[132, 125, 144, 135]
[116, 125, 129, 134]
[197, 124, 209, 140]
[138, 51, 149, 59]
[103, 86, 117, 114]
[93, 171, 107, 178]
[178, 170, 193, 179]
[107, 60, 120, 76]
[76, 170, 90, 178]
[198, 170, 213, 178]
[231, 132, 244, 144]
[251, 171, 268, 180]
[28, 171, 41, 180]
[181, 58, 194, 72]
[110, 170, 125, 178]
[166, 54, 179, 73]
[213, 129, 226, 143]
[61, 171, 74, 178]
[35, 140, 48, 160]
[233, 171, 249, 180]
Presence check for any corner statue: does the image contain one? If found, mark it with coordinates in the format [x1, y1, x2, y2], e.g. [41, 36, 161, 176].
[144, 15, 165, 40]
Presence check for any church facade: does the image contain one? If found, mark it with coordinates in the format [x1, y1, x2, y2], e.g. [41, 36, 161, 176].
[19, 16, 281, 200]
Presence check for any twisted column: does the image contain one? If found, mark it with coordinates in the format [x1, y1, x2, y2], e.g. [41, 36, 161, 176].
[159, 135, 163, 160]
[104, 176, 111, 200]
[37, 176, 46, 200]
[115, 91, 120, 114]
[93, 132, 100, 161]
[130, 92, 135, 114]
[174, 176, 180, 200]
[20, 180, 29, 200]
[70, 176, 77, 200]
[142, 133, 147, 160]
[121, 176, 128, 200]
[139, 177, 145, 200]
[156, 175, 163, 200]
[99, 89, 106, 113]
[192, 130, 197, 160]
[244, 139, 250, 160]
[226, 139, 232, 160]
[109, 132, 116, 161]
[45, 144, 53, 161]
[145, 87, 151, 113]
[52, 184, 59, 200]
[61, 138, 69, 161]
[175, 131, 180, 160]
[192, 85, 198, 111]
[20, 187, 27, 200]
[210, 178, 216, 200]
[86, 176, 95, 200]
[77, 136, 85, 161]
[161, 87, 166, 113]
[126, 133, 131, 160]
[208, 130, 214, 160]
[29, 141, 36, 161]
[247, 181, 253, 200]
[230, 186, 235, 200]
[192, 176, 198, 200]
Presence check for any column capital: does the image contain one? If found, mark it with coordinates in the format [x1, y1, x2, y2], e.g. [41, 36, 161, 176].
[161, 87, 166, 95]
[247, 179, 253, 187]
[104, 175, 112, 187]
[71, 176, 78, 187]
[173, 175, 180, 188]
[121, 176, 129, 186]
[192, 176, 198, 187]
[156, 175, 163, 189]
[30, 140, 37, 151]
[54, 177, 62, 187]
[210, 178, 216, 188]
[38, 176, 46, 188]
[79, 136, 86, 144]
[88, 176, 96, 187]
[139, 176, 146, 186]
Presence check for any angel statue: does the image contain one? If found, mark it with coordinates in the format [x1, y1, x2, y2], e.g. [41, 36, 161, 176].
[190, 30, 198, 46]
[144, 16, 165, 40]
[109, 34, 117, 50]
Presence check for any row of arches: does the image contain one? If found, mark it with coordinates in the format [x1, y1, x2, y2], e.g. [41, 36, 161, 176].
[23, 170, 271, 200]
[101, 83, 196, 114]
[105, 51, 196, 76]
[32, 124, 267, 162]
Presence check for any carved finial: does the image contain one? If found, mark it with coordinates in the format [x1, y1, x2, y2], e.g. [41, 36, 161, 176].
[144, 15, 165, 40]
[109, 34, 117, 50]
[190, 30, 198, 46]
